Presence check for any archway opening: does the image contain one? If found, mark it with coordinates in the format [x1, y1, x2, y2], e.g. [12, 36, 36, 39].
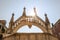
[17, 25, 43, 33]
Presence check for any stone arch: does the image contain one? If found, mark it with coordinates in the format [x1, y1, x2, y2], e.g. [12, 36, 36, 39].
[13, 20, 47, 33]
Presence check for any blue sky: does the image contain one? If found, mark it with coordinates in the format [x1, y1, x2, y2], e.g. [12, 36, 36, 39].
[0, 0, 60, 32]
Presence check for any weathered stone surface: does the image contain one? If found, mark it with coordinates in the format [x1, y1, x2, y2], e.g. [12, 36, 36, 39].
[3, 33, 58, 40]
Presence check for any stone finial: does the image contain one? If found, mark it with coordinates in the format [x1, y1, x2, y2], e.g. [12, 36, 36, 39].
[12, 13, 14, 16]
[34, 7, 37, 16]
[45, 13, 50, 24]
[22, 7, 26, 16]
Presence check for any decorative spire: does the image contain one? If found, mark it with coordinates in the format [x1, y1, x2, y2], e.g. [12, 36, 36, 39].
[45, 13, 50, 24]
[45, 13, 50, 33]
[34, 7, 37, 16]
[9, 13, 14, 33]
[10, 13, 14, 23]
[22, 7, 26, 16]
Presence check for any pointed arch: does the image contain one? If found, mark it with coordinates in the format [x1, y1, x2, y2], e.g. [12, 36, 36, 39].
[13, 19, 47, 33]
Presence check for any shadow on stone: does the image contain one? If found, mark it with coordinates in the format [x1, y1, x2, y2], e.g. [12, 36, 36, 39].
[0, 34, 3, 40]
